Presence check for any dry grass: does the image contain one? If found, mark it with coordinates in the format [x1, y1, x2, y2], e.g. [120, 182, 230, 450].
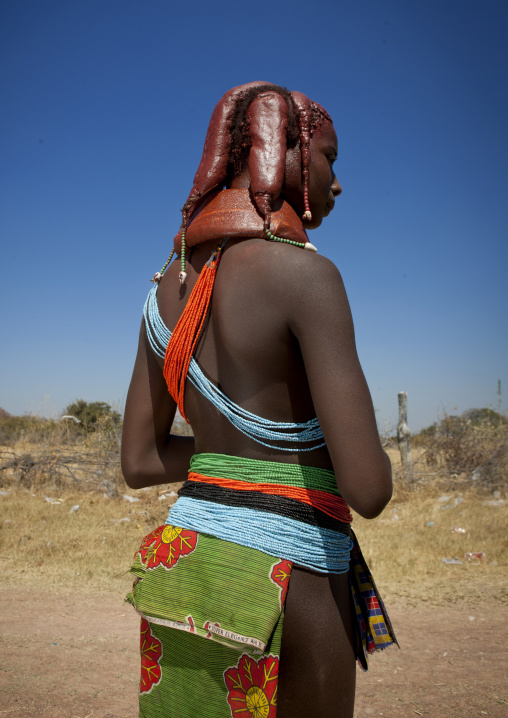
[352, 445, 508, 605]
[354, 480, 508, 606]
[1, 474, 506, 606]
[0, 483, 182, 595]
[1, 416, 507, 606]
[0, 420, 123, 496]
[407, 411, 508, 491]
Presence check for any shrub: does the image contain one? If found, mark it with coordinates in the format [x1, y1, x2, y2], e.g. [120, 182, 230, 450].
[462, 407, 507, 427]
[64, 400, 121, 431]
[0, 414, 57, 446]
[419, 409, 507, 491]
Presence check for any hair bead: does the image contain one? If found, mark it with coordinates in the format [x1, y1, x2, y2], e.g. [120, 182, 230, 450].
[296, 106, 312, 222]
[151, 248, 175, 283]
[302, 186, 312, 222]
[179, 230, 187, 284]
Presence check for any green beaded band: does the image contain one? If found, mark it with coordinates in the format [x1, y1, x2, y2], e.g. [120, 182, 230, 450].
[264, 228, 305, 249]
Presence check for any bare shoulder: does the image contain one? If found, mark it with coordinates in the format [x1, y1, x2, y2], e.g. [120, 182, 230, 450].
[276, 244, 341, 281]
[217, 239, 352, 339]
[227, 239, 347, 303]
[281, 248, 346, 299]
[262, 244, 352, 328]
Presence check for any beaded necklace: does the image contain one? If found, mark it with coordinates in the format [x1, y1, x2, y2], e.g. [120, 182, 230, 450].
[144, 279, 325, 451]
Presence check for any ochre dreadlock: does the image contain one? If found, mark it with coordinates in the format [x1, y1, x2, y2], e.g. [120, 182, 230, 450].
[228, 84, 300, 179]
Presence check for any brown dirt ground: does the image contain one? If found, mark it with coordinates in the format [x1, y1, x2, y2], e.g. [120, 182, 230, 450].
[0, 590, 507, 717]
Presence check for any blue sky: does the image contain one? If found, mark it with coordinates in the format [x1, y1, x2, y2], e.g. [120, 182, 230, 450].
[1, 0, 507, 432]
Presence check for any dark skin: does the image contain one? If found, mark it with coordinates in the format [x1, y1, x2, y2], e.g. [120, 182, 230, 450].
[122, 119, 392, 717]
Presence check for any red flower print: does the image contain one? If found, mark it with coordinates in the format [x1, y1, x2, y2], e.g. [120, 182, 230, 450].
[270, 560, 292, 608]
[133, 526, 160, 562]
[224, 654, 279, 718]
[136, 524, 198, 570]
[140, 619, 162, 694]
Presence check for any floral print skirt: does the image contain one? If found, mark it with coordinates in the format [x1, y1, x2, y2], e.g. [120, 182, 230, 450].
[127, 526, 289, 717]
[126, 523, 397, 717]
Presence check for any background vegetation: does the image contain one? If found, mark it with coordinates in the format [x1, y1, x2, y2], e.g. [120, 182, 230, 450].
[0, 401, 506, 604]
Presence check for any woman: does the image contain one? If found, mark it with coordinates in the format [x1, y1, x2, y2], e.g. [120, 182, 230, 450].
[122, 82, 396, 718]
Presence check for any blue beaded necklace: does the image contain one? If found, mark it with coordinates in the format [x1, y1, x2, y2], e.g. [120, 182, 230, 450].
[143, 283, 325, 451]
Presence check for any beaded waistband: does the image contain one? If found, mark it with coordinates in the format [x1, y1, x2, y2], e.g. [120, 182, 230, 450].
[166, 453, 353, 574]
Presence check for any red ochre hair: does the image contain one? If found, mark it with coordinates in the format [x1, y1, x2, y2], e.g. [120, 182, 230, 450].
[180, 81, 333, 234]
[164, 83, 332, 419]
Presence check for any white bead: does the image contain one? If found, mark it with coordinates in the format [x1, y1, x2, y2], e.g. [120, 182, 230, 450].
[304, 242, 317, 253]
[179, 271, 187, 284]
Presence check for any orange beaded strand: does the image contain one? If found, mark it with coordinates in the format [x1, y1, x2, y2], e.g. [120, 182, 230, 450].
[163, 244, 224, 421]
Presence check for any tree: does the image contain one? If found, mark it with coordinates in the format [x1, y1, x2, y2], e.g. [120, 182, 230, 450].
[63, 400, 121, 430]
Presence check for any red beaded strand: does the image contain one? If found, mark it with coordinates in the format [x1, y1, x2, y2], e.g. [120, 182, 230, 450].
[163, 244, 224, 421]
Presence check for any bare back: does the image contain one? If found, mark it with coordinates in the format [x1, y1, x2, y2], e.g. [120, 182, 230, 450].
[156, 237, 333, 467]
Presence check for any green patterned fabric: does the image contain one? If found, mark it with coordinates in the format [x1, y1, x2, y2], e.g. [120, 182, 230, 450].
[127, 525, 291, 654]
[127, 524, 290, 717]
[138, 612, 283, 718]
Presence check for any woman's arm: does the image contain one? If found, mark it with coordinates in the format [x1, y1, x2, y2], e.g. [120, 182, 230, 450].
[121, 322, 195, 489]
[287, 253, 392, 519]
